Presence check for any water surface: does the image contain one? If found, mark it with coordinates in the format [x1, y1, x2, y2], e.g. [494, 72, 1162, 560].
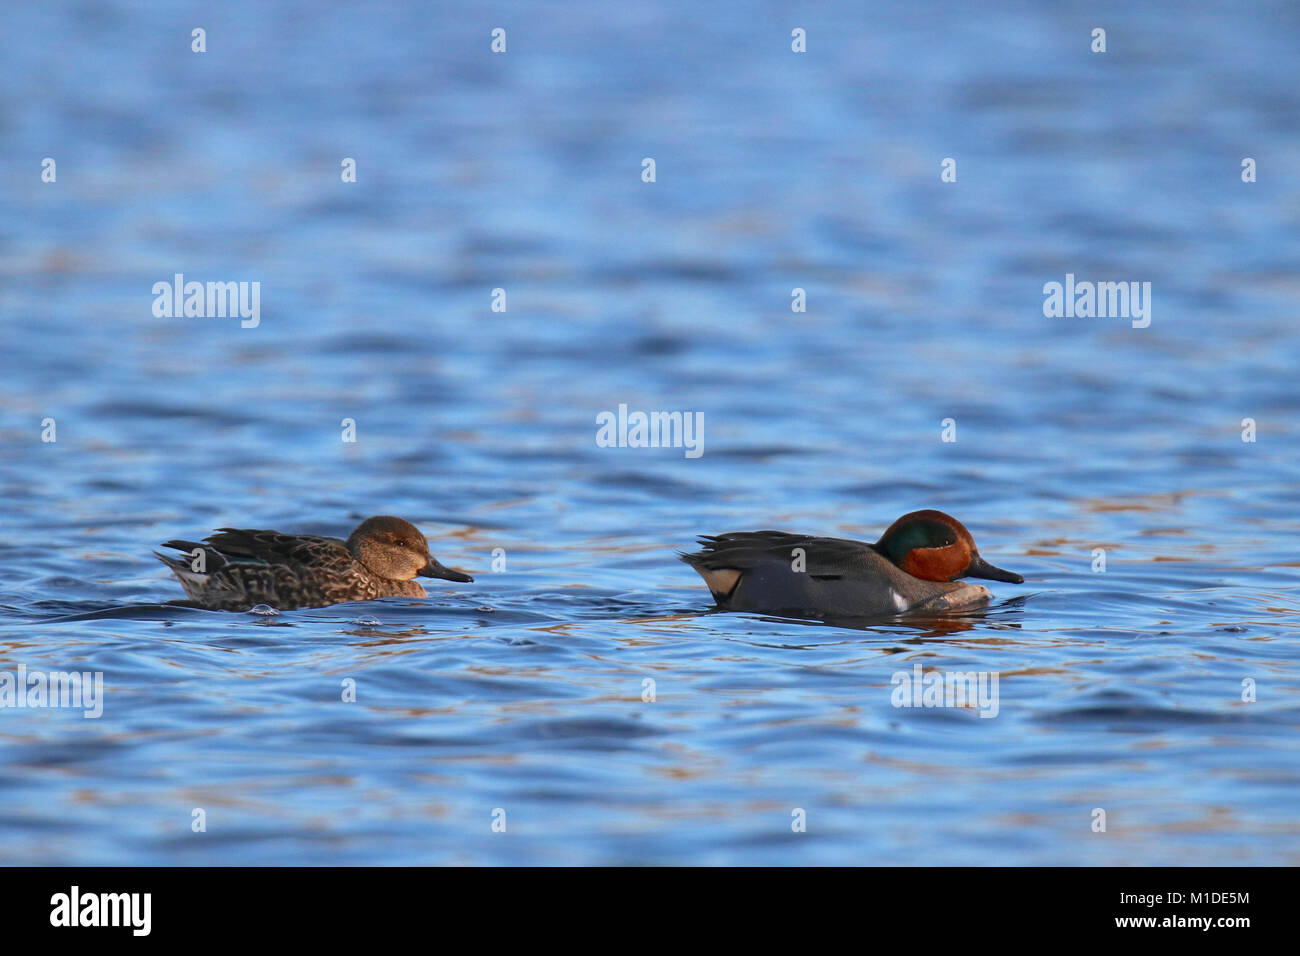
[1, 1, 1298, 865]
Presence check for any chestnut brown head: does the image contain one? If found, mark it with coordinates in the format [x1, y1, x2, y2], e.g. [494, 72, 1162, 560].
[346, 515, 473, 583]
[875, 509, 1023, 584]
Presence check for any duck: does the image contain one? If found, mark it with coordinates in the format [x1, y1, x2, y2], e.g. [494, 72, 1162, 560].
[155, 515, 473, 611]
[680, 509, 1023, 620]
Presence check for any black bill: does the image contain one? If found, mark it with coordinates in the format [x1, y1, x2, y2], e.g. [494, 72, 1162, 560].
[419, 558, 474, 583]
[964, 554, 1024, 584]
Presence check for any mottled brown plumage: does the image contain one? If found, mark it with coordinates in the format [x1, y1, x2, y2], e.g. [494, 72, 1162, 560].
[155, 515, 473, 611]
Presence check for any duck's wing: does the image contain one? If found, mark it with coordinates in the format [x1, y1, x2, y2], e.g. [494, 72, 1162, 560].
[680, 531, 879, 579]
[195, 528, 354, 574]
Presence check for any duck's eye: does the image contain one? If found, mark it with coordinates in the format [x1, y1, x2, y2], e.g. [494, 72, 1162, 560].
[394, 538, 408, 547]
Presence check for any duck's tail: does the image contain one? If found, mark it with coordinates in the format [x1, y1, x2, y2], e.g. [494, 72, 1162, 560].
[155, 540, 226, 599]
[678, 541, 743, 601]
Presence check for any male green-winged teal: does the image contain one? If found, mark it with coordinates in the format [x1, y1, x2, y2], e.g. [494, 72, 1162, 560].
[681, 509, 1023, 620]
[155, 515, 473, 611]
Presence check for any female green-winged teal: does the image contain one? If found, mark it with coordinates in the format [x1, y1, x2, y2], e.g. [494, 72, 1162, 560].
[681, 509, 1023, 620]
[155, 515, 473, 611]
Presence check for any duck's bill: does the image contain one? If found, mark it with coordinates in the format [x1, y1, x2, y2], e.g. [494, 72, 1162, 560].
[419, 559, 474, 583]
[964, 555, 1024, 584]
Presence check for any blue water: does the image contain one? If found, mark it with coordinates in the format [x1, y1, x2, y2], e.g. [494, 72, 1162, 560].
[2, 1, 1299, 865]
